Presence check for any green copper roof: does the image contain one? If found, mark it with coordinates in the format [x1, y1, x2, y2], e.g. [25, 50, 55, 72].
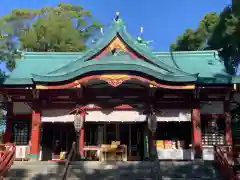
[32, 54, 197, 83]
[3, 50, 232, 85]
[2, 16, 235, 86]
[154, 51, 231, 84]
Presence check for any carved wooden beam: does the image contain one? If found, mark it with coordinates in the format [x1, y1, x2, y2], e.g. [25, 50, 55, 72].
[35, 74, 195, 90]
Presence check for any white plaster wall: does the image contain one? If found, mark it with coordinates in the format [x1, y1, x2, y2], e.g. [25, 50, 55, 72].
[13, 102, 32, 114]
[200, 101, 224, 114]
[86, 109, 191, 122]
[41, 109, 74, 122]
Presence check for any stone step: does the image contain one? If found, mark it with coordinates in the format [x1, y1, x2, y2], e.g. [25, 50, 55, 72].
[162, 178, 221, 180]
[5, 160, 221, 180]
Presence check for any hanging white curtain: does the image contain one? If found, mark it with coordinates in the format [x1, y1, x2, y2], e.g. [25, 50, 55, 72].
[85, 109, 191, 122]
[41, 109, 74, 122]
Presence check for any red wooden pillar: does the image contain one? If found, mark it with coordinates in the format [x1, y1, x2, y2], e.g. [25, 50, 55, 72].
[192, 101, 202, 159]
[224, 100, 232, 145]
[4, 101, 13, 143]
[29, 103, 41, 160]
[79, 112, 85, 157]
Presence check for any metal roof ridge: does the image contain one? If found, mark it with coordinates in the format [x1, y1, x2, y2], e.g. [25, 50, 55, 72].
[22, 52, 85, 59]
[153, 50, 217, 55]
[21, 52, 85, 61]
[23, 52, 85, 55]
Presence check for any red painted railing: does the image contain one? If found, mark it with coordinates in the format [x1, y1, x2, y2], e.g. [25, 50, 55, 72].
[214, 145, 236, 180]
[0, 143, 16, 180]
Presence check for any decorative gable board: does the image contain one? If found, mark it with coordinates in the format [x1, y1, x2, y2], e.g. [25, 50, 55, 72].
[90, 36, 145, 61]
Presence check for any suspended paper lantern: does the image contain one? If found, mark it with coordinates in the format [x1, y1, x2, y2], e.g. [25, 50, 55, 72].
[74, 114, 84, 132]
[147, 113, 157, 133]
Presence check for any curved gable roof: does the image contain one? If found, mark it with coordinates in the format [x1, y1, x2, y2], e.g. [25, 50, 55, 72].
[2, 15, 234, 86]
[30, 17, 197, 83]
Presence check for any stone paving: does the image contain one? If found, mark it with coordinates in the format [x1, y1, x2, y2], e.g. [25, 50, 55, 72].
[5, 161, 221, 180]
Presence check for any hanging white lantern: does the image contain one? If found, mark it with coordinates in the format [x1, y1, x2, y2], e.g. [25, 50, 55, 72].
[74, 114, 84, 132]
[147, 113, 157, 133]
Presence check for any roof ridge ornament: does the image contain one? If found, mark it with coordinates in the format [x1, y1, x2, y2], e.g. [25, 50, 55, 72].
[137, 26, 153, 47]
[114, 12, 124, 25]
[115, 12, 120, 22]
[100, 27, 104, 36]
[137, 26, 144, 43]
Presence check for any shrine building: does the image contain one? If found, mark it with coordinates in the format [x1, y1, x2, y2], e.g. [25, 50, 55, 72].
[0, 13, 239, 161]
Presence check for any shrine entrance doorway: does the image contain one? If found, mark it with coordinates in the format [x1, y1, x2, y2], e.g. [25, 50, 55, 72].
[84, 122, 145, 161]
[41, 122, 76, 161]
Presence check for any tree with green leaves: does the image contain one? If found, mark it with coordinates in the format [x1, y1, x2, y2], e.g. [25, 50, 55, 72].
[0, 8, 42, 70]
[170, 12, 219, 51]
[0, 3, 102, 71]
[171, 4, 240, 74]
[20, 3, 102, 52]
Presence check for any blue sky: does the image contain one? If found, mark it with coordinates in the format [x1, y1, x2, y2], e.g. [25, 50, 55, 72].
[0, 0, 231, 51]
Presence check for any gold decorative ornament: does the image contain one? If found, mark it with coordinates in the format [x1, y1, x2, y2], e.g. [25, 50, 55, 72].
[99, 74, 130, 87]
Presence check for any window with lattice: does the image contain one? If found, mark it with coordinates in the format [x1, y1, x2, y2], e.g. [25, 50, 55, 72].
[12, 121, 30, 145]
[201, 116, 226, 146]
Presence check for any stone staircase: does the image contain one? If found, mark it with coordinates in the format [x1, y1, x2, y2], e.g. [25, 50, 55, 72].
[5, 160, 221, 180]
